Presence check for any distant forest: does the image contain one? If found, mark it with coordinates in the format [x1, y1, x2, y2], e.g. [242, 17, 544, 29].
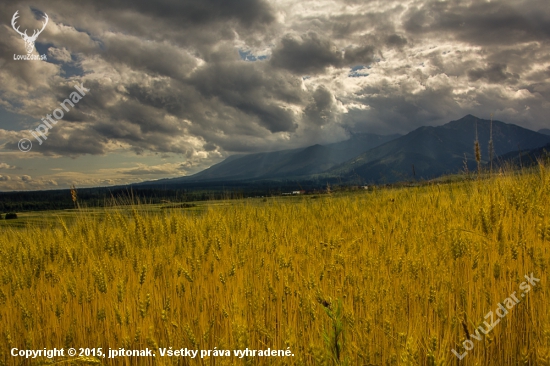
[0, 179, 340, 212]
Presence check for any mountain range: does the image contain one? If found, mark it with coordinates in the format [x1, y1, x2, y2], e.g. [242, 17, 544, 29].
[326, 114, 550, 182]
[492, 143, 550, 168]
[146, 115, 550, 186]
[153, 133, 400, 184]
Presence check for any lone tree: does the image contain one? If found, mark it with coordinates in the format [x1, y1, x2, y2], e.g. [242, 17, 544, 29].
[5, 212, 18, 220]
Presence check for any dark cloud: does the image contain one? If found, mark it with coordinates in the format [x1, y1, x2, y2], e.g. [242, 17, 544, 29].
[304, 86, 336, 126]
[344, 78, 462, 134]
[3, 127, 109, 156]
[91, 0, 275, 29]
[1, 0, 550, 173]
[189, 60, 303, 132]
[101, 35, 199, 80]
[344, 45, 375, 65]
[1, 0, 275, 66]
[385, 34, 407, 48]
[330, 13, 375, 39]
[123, 83, 192, 118]
[119, 165, 177, 175]
[271, 32, 344, 74]
[327, 8, 405, 40]
[468, 63, 519, 84]
[203, 142, 217, 151]
[404, 0, 550, 46]
[271, 32, 375, 74]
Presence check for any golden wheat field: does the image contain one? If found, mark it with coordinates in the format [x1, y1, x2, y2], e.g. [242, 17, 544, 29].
[1, 167, 549, 366]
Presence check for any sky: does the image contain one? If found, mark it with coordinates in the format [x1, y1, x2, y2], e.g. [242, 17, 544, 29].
[0, 0, 549, 191]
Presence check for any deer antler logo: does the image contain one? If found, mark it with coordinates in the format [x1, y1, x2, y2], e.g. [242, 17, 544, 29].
[11, 10, 48, 54]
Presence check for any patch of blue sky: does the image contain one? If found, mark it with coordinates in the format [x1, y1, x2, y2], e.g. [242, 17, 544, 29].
[0, 107, 36, 131]
[73, 27, 105, 50]
[35, 43, 86, 77]
[30, 7, 47, 18]
[238, 49, 268, 62]
[348, 65, 369, 78]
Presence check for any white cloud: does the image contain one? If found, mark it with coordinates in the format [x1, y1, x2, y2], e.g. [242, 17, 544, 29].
[48, 47, 72, 62]
[0, 163, 15, 169]
[0, 0, 549, 190]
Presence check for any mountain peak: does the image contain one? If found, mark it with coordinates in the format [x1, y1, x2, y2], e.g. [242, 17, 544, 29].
[452, 114, 481, 123]
[327, 115, 550, 183]
[139, 115, 550, 186]
[443, 114, 503, 130]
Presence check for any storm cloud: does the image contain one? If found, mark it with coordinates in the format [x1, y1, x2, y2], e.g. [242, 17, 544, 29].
[1, 0, 550, 190]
